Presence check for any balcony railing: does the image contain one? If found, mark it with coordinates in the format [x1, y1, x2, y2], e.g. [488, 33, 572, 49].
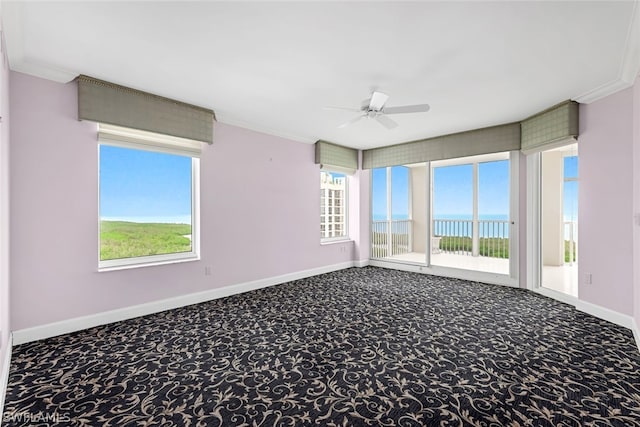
[433, 219, 510, 259]
[371, 217, 577, 265]
[371, 218, 509, 260]
[371, 220, 412, 258]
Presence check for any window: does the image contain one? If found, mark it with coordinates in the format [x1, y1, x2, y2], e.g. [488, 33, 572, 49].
[98, 125, 200, 270]
[431, 152, 511, 274]
[539, 144, 578, 296]
[370, 165, 413, 259]
[320, 171, 348, 240]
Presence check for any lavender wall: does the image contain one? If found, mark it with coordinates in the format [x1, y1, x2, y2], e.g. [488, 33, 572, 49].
[9, 71, 356, 331]
[633, 75, 640, 331]
[0, 25, 10, 365]
[579, 86, 634, 316]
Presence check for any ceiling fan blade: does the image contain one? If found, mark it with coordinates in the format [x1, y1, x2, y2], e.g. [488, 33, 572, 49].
[323, 106, 362, 113]
[369, 91, 389, 111]
[338, 114, 365, 128]
[375, 114, 398, 129]
[382, 104, 431, 115]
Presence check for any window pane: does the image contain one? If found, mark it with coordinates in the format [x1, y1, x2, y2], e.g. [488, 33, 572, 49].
[432, 164, 473, 220]
[564, 155, 578, 179]
[431, 164, 473, 264]
[478, 160, 509, 221]
[478, 159, 510, 261]
[372, 168, 388, 221]
[391, 166, 409, 220]
[564, 180, 578, 222]
[99, 145, 193, 261]
[541, 146, 578, 297]
[320, 171, 347, 239]
[431, 157, 510, 274]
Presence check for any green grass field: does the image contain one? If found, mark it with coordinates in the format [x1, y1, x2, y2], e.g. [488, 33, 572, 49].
[439, 236, 510, 258]
[100, 221, 192, 261]
[438, 236, 576, 261]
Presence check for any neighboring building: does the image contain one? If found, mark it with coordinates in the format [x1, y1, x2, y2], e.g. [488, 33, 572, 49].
[320, 171, 346, 239]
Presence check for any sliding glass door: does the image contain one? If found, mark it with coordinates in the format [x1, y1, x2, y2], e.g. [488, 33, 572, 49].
[431, 153, 511, 274]
[540, 144, 578, 296]
[371, 164, 427, 263]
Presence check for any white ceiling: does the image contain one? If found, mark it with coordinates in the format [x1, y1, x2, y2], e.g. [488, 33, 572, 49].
[3, 1, 640, 150]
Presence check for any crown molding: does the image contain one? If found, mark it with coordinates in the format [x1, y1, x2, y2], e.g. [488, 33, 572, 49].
[575, 0, 640, 103]
[1, 1, 77, 83]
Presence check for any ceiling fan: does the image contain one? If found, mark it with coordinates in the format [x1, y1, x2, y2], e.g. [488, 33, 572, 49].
[326, 91, 430, 129]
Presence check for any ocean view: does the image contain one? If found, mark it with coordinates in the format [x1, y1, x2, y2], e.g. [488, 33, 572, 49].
[373, 213, 577, 240]
[101, 215, 192, 225]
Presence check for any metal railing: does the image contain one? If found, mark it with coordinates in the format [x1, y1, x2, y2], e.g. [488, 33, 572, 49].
[433, 218, 510, 259]
[371, 217, 576, 264]
[432, 219, 473, 255]
[371, 220, 412, 258]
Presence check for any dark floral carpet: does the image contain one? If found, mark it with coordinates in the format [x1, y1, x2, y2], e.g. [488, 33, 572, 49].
[3, 267, 640, 426]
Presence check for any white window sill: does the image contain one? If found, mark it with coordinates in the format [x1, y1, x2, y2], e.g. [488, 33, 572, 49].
[98, 253, 199, 272]
[321, 238, 353, 246]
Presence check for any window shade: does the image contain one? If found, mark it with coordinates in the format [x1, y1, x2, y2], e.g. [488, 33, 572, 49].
[362, 123, 520, 169]
[315, 140, 358, 175]
[521, 101, 578, 154]
[78, 75, 215, 144]
[98, 124, 202, 158]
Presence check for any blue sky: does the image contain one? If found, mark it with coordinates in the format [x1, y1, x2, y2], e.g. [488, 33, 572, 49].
[101, 147, 577, 225]
[564, 155, 578, 220]
[373, 161, 511, 219]
[99, 145, 192, 223]
[433, 164, 474, 217]
[372, 157, 578, 220]
[433, 160, 510, 217]
[372, 166, 411, 219]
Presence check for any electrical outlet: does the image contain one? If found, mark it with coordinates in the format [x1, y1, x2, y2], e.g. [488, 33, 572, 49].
[584, 273, 592, 285]
[205, 266, 212, 276]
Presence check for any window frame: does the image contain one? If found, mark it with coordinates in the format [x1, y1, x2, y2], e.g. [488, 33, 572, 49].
[430, 150, 518, 281]
[320, 170, 349, 243]
[97, 136, 201, 272]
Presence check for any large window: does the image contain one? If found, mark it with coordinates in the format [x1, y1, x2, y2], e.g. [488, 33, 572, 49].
[98, 126, 200, 270]
[320, 171, 347, 240]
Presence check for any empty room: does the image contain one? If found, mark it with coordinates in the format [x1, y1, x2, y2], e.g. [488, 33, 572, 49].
[0, 1, 639, 425]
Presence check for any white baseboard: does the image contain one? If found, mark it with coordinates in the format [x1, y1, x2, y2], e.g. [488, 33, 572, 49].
[354, 259, 370, 268]
[532, 286, 579, 307]
[633, 318, 640, 355]
[0, 334, 13, 424]
[369, 259, 425, 274]
[368, 259, 518, 288]
[532, 289, 639, 354]
[13, 261, 356, 346]
[575, 299, 636, 330]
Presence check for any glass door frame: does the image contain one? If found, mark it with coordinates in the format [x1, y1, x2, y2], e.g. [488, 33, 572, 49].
[369, 150, 519, 288]
[370, 165, 414, 260]
[428, 151, 519, 283]
[526, 149, 579, 304]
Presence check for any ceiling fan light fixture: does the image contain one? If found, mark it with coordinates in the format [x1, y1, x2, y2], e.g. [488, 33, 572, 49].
[328, 91, 430, 130]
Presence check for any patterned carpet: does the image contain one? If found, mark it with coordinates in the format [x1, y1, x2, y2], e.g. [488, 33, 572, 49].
[3, 267, 640, 426]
